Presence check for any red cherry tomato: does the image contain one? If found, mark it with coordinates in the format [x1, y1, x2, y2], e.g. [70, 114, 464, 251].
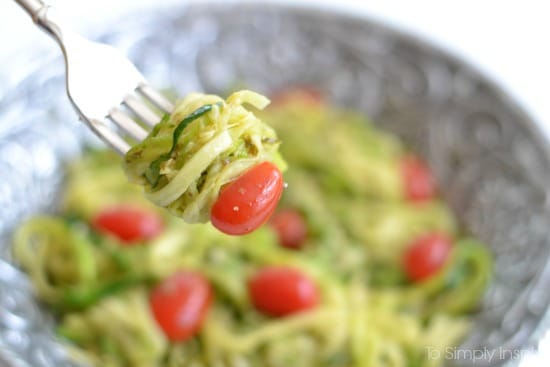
[403, 232, 453, 282]
[149, 271, 213, 342]
[400, 155, 437, 202]
[248, 266, 319, 317]
[92, 205, 164, 244]
[270, 209, 308, 249]
[210, 162, 284, 236]
[269, 86, 325, 107]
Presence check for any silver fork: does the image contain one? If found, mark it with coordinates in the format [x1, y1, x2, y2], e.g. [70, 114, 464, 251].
[15, 0, 175, 154]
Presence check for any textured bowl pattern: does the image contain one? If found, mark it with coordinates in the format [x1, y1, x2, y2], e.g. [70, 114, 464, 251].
[1, 4, 549, 367]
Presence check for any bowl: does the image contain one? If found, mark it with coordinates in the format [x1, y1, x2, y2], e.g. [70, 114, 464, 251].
[1, 3, 550, 367]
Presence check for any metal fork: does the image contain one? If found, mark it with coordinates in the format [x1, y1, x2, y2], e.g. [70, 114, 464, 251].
[15, 0, 175, 154]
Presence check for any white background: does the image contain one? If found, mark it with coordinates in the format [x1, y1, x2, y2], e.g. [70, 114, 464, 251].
[1, 0, 550, 365]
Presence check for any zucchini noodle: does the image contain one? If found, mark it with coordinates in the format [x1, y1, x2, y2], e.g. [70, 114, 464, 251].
[124, 90, 286, 223]
[12, 96, 492, 367]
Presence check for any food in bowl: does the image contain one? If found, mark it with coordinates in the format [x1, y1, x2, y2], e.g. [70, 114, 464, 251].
[11, 88, 492, 367]
[124, 90, 286, 235]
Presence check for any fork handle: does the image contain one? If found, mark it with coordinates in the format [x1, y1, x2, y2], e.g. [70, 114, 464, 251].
[14, 0, 63, 40]
[15, 0, 47, 22]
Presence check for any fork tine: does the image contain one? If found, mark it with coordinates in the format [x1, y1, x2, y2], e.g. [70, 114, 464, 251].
[138, 83, 175, 114]
[108, 108, 149, 142]
[87, 118, 131, 155]
[124, 94, 162, 127]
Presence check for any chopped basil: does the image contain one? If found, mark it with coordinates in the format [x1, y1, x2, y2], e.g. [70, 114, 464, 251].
[144, 103, 221, 186]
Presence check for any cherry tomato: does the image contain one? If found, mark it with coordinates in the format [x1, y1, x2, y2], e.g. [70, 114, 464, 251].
[149, 271, 213, 342]
[270, 209, 308, 249]
[248, 266, 319, 317]
[92, 205, 164, 244]
[269, 86, 325, 107]
[403, 232, 453, 282]
[400, 155, 437, 202]
[210, 162, 284, 236]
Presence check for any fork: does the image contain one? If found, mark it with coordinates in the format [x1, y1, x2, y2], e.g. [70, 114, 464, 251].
[15, 0, 175, 154]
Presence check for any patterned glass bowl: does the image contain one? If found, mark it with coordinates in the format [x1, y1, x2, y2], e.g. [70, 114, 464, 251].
[1, 3, 549, 367]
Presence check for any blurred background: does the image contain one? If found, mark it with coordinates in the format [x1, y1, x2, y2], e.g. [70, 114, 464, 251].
[1, 0, 549, 139]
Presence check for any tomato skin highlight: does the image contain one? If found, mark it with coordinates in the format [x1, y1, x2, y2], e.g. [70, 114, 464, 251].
[210, 162, 284, 236]
[248, 266, 319, 317]
[404, 232, 453, 282]
[400, 155, 437, 202]
[149, 271, 213, 342]
[270, 209, 308, 249]
[91, 205, 164, 244]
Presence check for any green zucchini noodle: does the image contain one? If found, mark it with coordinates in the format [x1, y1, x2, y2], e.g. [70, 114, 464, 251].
[12, 94, 492, 367]
[124, 90, 286, 223]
